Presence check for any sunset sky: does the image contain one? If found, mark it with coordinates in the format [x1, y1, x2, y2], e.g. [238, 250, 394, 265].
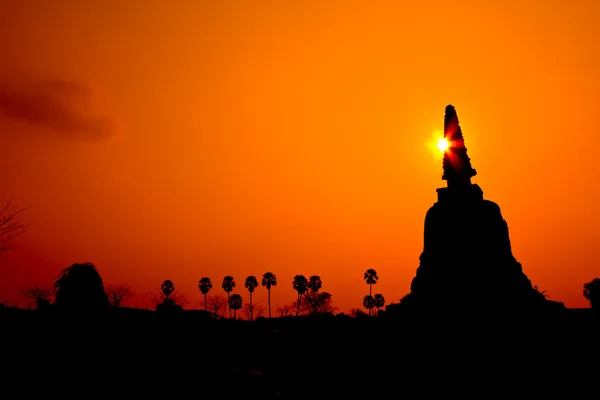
[1, 0, 599, 311]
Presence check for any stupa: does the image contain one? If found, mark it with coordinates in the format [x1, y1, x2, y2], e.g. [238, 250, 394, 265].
[398, 105, 553, 312]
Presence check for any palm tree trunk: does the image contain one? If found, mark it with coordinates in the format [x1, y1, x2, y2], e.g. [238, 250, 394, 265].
[250, 291, 253, 322]
[268, 289, 271, 318]
[204, 294, 207, 311]
[369, 283, 372, 316]
[296, 293, 300, 317]
[227, 292, 231, 318]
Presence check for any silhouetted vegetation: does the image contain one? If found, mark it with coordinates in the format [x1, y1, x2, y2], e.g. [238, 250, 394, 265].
[106, 284, 135, 307]
[18, 285, 54, 310]
[53, 262, 109, 313]
[584, 278, 600, 309]
[261, 272, 277, 318]
[245, 275, 259, 322]
[198, 277, 212, 311]
[229, 293, 242, 319]
[0, 199, 29, 257]
[222, 276, 236, 318]
[292, 274, 308, 317]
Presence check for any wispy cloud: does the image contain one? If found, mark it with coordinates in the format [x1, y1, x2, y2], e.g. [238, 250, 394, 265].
[0, 79, 114, 140]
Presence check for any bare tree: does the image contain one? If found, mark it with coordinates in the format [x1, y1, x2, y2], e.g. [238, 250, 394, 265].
[206, 294, 228, 317]
[242, 303, 265, 320]
[106, 284, 135, 307]
[276, 304, 292, 317]
[18, 285, 55, 309]
[0, 199, 29, 257]
[294, 291, 337, 315]
[146, 290, 189, 310]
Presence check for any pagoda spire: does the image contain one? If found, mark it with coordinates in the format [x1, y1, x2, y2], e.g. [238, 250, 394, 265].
[441, 105, 477, 188]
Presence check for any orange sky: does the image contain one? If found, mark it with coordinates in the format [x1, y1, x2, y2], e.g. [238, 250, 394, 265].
[1, 0, 599, 311]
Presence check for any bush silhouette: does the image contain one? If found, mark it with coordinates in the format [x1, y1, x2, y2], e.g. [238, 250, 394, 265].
[53, 262, 109, 313]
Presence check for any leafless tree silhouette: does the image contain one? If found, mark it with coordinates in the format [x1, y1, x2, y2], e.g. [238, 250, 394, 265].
[276, 304, 292, 317]
[106, 284, 135, 307]
[242, 303, 265, 320]
[0, 199, 29, 257]
[147, 290, 189, 309]
[18, 285, 55, 309]
[294, 291, 337, 315]
[206, 294, 228, 317]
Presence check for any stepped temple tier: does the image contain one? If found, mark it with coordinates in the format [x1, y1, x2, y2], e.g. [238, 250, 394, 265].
[393, 105, 564, 314]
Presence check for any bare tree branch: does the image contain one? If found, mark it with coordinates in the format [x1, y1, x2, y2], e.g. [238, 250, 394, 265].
[0, 199, 30, 256]
[106, 284, 135, 307]
[18, 284, 55, 309]
[242, 303, 265, 320]
[145, 290, 189, 310]
[206, 294, 227, 317]
[276, 304, 293, 317]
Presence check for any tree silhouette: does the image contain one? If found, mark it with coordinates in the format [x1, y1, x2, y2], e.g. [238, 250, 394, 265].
[229, 293, 242, 319]
[242, 303, 265, 320]
[18, 285, 55, 310]
[106, 284, 135, 307]
[276, 304, 292, 317]
[244, 275, 259, 322]
[261, 272, 277, 318]
[222, 276, 236, 318]
[363, 269, 378, 315]
[161, 280, 175, 299]
[206, 294, 227, 317]
[148, 289, 188, 311]
[583, 278, 600, 309]
[0, 199, 29, 257]
[298, 291, 336, 315]
[53, 262, 109, 313]
[198, 277, 213, 311]
[373, 293, 385, 315]
[363, 295, 375, 315]
[308, 275, 322, 294]
[292, 275, 308, 317]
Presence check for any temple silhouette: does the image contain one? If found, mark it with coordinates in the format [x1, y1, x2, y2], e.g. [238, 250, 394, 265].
[396, 105, 561, 314]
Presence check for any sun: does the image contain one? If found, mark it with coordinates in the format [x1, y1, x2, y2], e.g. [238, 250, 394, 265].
[436, 137, 449, 152]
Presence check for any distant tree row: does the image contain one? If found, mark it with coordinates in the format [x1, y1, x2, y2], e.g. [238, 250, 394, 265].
[11, 262, 600, 317]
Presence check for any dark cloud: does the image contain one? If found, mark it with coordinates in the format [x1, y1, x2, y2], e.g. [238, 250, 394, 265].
[0, 79, 115, 140]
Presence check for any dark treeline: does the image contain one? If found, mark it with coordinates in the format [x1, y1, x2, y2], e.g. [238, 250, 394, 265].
[7, 263, 392, 319]
[1, 262, 599, 399]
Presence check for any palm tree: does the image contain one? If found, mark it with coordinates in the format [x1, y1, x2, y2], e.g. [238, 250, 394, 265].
[261, 272, 277, 318]
[308, 275, 322, 294]
[161, 280, 175, 299]
[222, 276, 236, 318]
[244, 275, 259, 322]
[373, 293, 385, 315]
[363, 295, 375, 315]
[363, 269, 378, 315]
[292, 275, 308, 317]
[229, 293, 243, 319]
[198, 277, 213, 311]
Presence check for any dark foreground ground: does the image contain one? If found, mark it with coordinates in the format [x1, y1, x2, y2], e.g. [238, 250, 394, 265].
[1, 307, 598, 399]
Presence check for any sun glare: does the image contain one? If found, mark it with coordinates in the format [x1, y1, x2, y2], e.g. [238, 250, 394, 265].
[436, 137, 449, 152]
